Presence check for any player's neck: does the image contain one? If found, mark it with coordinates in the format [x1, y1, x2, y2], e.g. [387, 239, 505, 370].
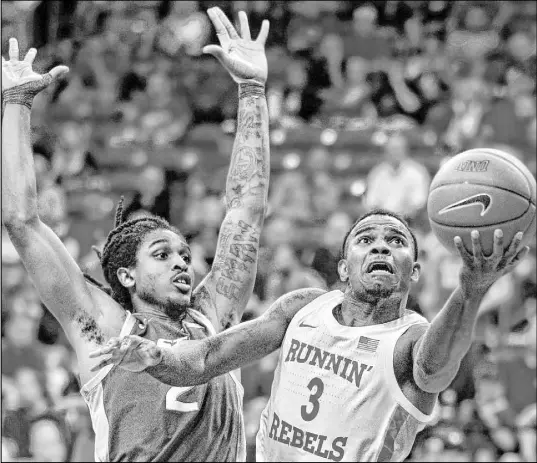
[132, 299, 188, 323]
[337, 290, 407, 327]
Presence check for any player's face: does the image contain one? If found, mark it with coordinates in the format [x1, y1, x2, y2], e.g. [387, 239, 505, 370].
[338, 216, 420, 299]
[134, 229, 195, 311]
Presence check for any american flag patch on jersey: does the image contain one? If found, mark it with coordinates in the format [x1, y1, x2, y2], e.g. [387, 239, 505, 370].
[357, 336, 379, 353]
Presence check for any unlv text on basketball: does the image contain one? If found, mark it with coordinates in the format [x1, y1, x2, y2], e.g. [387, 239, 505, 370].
[454, 160, 489, 172]
[285, 339, 374, 388]
[268, 412, 348, 462]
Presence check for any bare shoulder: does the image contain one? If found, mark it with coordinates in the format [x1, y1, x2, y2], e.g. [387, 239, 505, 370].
[268, 287, 327, 323]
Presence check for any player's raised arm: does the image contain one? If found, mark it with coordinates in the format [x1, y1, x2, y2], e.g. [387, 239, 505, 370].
[192, 8, 270, 332]
[410, 230, 529, 393]
[1, 39, 105, 347]
[89, 288, 326, 386]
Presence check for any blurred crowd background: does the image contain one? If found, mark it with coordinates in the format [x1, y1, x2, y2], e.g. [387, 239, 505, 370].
[1, 1, 536, 461]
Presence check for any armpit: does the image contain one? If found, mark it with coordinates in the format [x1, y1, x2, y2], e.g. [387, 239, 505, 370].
[75, 310, 105, 345]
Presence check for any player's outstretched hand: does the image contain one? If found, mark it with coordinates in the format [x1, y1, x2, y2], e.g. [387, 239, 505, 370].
[203, 7, 268, 85]
[455, 229, 529, 294]
[89, 335, 162, 373]
[2, 38, 68, 92]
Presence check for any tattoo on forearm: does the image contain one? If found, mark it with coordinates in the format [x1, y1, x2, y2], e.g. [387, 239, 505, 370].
[226, 86, 269, 210]
[215, 219, 260, 303]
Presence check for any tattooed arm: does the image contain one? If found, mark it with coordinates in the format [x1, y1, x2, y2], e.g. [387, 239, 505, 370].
[193, 8, 270, 332]
[90, 288, 327, 385]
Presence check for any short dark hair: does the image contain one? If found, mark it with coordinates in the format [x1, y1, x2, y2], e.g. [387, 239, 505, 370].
[87, 198, 186, 311]
[340, 209, 419, 261]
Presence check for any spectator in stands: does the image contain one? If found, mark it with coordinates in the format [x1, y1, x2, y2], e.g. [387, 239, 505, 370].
[263, 243, 326, 302]
[365, 132, 431, 219]
[29, 413, 71, 462]
[344, 5, 393, 62]
[121, 165, 169, 220]
[311, 210, 352, 290]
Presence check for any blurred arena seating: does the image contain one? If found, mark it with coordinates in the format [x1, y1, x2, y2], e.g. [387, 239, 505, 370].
[2, 1, 536, 461]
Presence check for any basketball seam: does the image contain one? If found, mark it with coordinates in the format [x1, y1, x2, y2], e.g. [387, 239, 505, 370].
[479, 148, 534, 188]
[429, 203, 535, 228]
[430, 183, 535, 205]
[480, 149, 535, 200]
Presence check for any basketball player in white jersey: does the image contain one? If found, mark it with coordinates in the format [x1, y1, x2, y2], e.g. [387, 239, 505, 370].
[92, 209, 528, 461]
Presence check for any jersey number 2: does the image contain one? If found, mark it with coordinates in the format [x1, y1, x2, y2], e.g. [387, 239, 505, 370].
[156, 340, 200, 413]
[301, 377, 324, 421]
[166, 386, 200, 413]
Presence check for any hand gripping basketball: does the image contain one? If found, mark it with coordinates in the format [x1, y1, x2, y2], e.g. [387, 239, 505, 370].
[89, 335, 163, 373]
[455, 229, 529, 295]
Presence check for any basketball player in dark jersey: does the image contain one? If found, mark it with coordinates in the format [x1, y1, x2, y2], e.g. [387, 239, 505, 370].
[2, 8, 270, 461]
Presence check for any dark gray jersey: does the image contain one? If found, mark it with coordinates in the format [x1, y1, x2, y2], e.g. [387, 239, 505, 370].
[81, 310, 245, 462]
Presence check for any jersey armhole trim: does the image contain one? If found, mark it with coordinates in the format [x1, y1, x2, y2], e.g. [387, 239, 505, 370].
[290, 290, 343, 328]
[80, 311, 136, 395]
[383, 323, 435, 423]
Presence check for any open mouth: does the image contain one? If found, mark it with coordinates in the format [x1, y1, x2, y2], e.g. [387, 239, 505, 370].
[172, 273, 192, 292]
[366, 262, 394, 275]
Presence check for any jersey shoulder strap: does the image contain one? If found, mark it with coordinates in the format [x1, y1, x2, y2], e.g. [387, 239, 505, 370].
[81, 311, 137, 395]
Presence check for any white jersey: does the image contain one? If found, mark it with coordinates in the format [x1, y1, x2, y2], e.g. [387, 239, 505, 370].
[256, 290, 435, 462]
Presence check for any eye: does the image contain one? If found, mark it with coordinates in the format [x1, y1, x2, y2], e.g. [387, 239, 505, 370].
[154, 252, 168, 260]
[357, 237, 371, 245]
[182, 254, 192, 264]
[391, 237, 405, 246]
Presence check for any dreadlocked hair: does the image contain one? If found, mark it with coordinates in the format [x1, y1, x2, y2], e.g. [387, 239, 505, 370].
[89, 197, 185, 311]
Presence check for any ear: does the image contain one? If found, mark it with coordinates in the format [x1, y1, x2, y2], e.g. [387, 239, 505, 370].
[116, 267, 136, 289]
[410, 262, 421, 283]
[338, 259, 349, 282]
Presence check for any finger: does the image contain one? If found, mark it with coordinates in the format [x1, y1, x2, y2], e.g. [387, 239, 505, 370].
[505, 246, 530, 272]
[202, 45, 227, 64]
[214, 7, 240, 39]
[499, 231, 524, 268]
[256, 20, 270, 45]
[89, 337, 121, 357]
[238, 11, 251, 41]
[90, 358, 114, 372]
[471, 230, 483, 263]
[491, 229, 504, 263]
[505, 231, 524, 259]
[23, 48, 37, 64]
[47, 65, 69, 80]
[454, 236, 473, 265]
[9, 38, 19, 61]
[513, 246, 530, 264]
[207, 8, 228, 38]
[89, 345, 117, 358]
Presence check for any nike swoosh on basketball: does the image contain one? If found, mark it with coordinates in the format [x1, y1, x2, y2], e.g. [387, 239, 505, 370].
[299, 322, 317, 328]
[438, 193, 492, 217]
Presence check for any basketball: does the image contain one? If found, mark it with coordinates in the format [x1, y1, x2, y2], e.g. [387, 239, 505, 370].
[427, 148, 537, 255]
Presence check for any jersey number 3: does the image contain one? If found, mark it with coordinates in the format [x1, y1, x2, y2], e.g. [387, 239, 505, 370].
[157, 339, 200, 413]
[301, 377, 324, 421]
